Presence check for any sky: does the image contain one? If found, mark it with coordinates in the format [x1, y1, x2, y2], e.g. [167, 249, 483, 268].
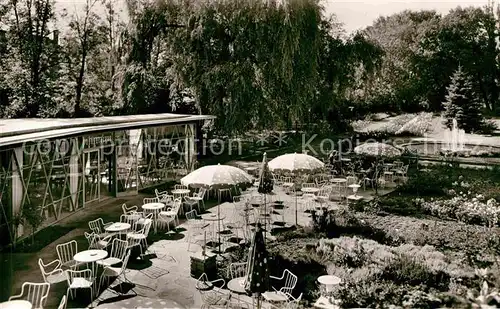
[55, 0, 488, 33]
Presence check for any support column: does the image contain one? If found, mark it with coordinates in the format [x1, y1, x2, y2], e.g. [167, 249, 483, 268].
[12, 147, 23, 236]
[185, 124, 195, 171]
[69, 138, 79, 210]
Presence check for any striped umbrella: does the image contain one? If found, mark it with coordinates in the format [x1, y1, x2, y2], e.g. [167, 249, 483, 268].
[245, 223, 269, 309]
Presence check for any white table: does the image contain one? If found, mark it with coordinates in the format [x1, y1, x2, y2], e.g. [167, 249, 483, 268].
[0, 300, 32, 309]
[301, 187, 320, 194]
[142, 203, 165, 233]
[74, 249, 108, 278]
[172, 189, 190, 198]
[330, 178, 347, 184]
[105, 222, 131, 235]
[318, 275, 341, 291]
[348, 184, 361, 195]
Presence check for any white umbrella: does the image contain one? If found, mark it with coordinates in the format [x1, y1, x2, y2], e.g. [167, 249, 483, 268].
[354, 142, 401, 157]
[180, 164, 253, 188]
[268, 153, 324, 173]
[268, 153, 324, 225]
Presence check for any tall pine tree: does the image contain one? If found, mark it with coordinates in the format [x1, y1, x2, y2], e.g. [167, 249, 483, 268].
[442, 66, 484, 133]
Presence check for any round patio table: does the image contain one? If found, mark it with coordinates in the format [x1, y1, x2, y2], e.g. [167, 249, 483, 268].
[318, 275, 341, 294]
[301, 187, 319, 194]
[142, 203, 165, 233]
[0, 300, 32, 309]
[74, 249, 108, 278]
[171, 189, 190, 196]
[105, 222, 131, 233]
[330, 178, 347, 184]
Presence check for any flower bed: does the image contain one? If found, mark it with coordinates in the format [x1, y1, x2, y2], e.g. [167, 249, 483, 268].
[395, 112, 433, 136]
[417, 193, 500, 227]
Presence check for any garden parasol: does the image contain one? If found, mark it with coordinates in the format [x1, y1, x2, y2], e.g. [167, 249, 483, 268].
[268, 153, 324, 225]
[181, 164, 253, 252]
[245, 223, 270, 309]
[258, 153, 274, 236]
[354, 142, 401, 194]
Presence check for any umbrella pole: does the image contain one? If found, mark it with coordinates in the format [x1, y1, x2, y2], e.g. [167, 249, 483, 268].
[218, 198, 221, 254]
[295, 181, 298, 226]
[263, 194, 267, 243]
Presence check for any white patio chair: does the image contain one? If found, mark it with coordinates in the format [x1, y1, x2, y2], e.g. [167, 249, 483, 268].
[184, 195, 200, 213]
[84, 232, 111, 250]
[122, 203, 138, 215]
[191, 187, 207, 211]
[57, 295, 67, 309]
[120, 214, 138, 233]
[88, 218, 114, 238]
[97, 238, 128, 267]
[9, 282, 50, 309]
[38, 258, 66, 285]
[272, 293, 302, 309]
[229, 262, 247, 279]
[196, 273, 230, 309]
[66, 269, 94, 303]
[56, 240, 81, 270]
[143, 197, 160, 204]
[395, 165, 409, 181]
[126, 219, 152, 258]
[159, 197, 182, 227]
[158, 211, 176, 232]
[174, 184, 188, 191]
[155, 189, 169, 201]
[264, 269, 297, 301]
[186, 209, 209, 251]
[99, 251, 131, 294]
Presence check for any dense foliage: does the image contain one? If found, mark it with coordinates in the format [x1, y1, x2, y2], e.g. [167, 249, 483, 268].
[1, 0, 498, 134]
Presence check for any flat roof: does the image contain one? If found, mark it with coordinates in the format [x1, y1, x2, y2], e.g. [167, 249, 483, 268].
[0, 113, 215, 147]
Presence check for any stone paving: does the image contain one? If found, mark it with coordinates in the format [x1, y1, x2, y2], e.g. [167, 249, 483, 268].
[4, 182, 391, 309]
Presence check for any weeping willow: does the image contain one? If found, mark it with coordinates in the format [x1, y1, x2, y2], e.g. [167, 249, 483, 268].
[123, 0, 323, 134]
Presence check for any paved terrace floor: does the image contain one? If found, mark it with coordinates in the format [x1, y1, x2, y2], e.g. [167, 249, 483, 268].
[2, 184, 394, 309]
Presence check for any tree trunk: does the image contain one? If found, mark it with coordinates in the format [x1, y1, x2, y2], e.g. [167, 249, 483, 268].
[75, 46, 88, 117]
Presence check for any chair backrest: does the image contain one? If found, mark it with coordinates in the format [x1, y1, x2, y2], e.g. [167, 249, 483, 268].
[197, 187, 207, 199]
[229, 262, 247, 279]
[110, 238, 128, 260]
[66, 269, 92, 284]
[56, 240, 78, 265]
[394, 161, 404, 169]
[122, 203, 138, 214]
[84, 232, 101, 249]
[302, 183, 315, 188]
[172, 198, 182, 212]
[58, 295, 67, 309]
[143, 197, 159, 204]
[174, 184, 188, 190]
[38, 258, 60, 283]
[120, 214, 137, 230]
[9, 282, 50, 309]
[88, 218, 104, 234]
[281, 269, 298, 294]
[186, 209, 198, 221]
[141, 219, 153, 237]
[346, 176, 357, 186]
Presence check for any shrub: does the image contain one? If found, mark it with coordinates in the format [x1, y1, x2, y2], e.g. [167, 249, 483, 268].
[381, 254, 450, 291]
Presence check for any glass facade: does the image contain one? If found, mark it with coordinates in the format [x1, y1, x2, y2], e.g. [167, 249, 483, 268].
[0, 122, 197, 245]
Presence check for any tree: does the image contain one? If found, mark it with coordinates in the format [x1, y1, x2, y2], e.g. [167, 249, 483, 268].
[443, 66, 484, 132]
[0, 0, 60, 117]
[21, 201, 44, 245]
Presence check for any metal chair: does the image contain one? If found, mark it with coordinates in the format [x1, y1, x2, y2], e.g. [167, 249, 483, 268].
[88, 218, 113, 238]
[97, 238, 128, 267]
[84, 232, 111, 250]
[99, 251, 131, 294]
[122, 203, 138, 215]
[66, 269, 94, 304]
[56, 240, 81, 270]
[196, 273, 229, 309]
[9, 282, 50, 309]
[126, 219, 152, 258]
[159, 198, 182, 227]
[38, 258, 66, 285]
[229, 262, 247, 279]
[264, 269, 297, 300]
